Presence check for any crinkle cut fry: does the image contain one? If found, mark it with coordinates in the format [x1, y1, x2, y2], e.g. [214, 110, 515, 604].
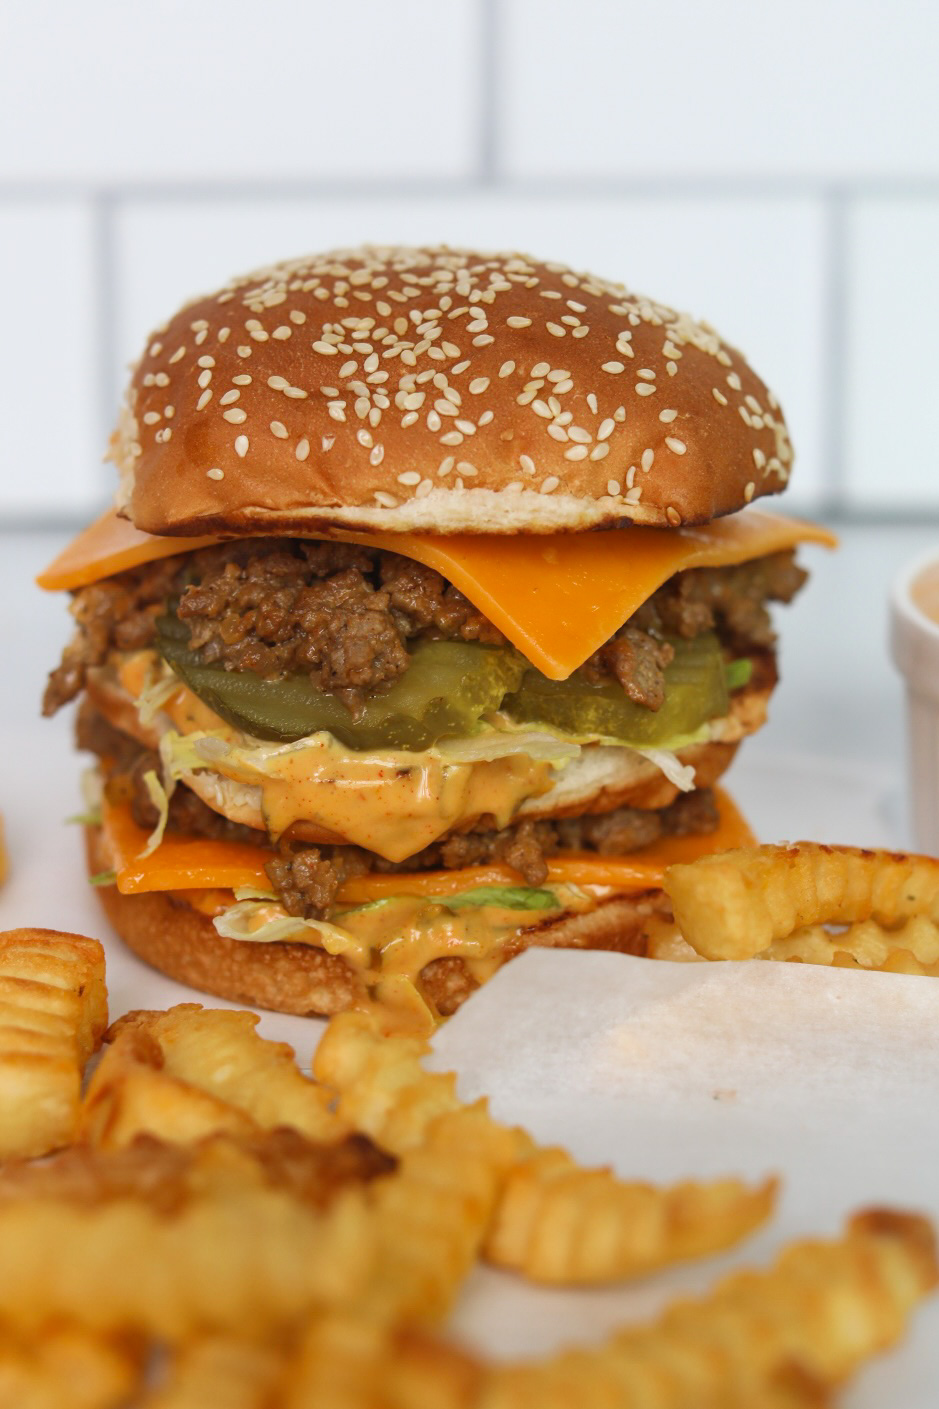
[764, 914, 939, 974]
[0, 928, 107, 1159]
[665, 843, 939, 960]
[477, 1210, 937, 1409]
[137, 1336, 285, 1409]
[314, 1014, 776, 1287]
[83, 1004, 347, 1150]
[0, 1178, 372, 1338]
[487, 1149, 778, 1284]
[0, 1324, 140, 1409]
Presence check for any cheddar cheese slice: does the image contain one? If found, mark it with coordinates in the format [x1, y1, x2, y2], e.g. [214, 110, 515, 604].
[99, 789, 754, 901]
[39, 507, 835, 680]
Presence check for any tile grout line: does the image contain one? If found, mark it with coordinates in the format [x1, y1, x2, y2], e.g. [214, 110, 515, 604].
[2, 176, 939, 202]
[91, 190, 120, 492]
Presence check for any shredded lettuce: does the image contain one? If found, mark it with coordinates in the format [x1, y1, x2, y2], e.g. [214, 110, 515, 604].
[436, 729, 578, 767]
[137, 666, 183, 727]
[89, 869, 117, 887]
[139, 770, 170, 858]
[438, 885, 560, 913]
[339, 885, 562, 917]
[726, 658, 754, 691]
[633, 747, 697, 793]
[213, 900, 361, 956]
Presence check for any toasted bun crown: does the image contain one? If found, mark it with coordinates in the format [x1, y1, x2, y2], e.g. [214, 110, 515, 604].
[114, 246, 793, 536]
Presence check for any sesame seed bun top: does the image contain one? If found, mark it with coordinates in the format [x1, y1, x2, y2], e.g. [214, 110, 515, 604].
[112, 245, 794, 536]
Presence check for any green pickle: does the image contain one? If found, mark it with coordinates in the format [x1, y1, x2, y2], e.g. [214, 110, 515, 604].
[157, 611, 526, 749]
[158, 606, 732, 753]
[502, 633, 730, 747]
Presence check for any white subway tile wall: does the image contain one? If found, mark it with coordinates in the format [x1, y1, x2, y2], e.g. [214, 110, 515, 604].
[1, 0, 937, 523]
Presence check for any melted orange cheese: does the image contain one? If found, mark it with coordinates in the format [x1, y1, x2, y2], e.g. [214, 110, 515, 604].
[38, 508, 836, 679]
[99, 787, 754, 899]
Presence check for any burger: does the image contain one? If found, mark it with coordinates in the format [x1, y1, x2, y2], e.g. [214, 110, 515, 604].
[39, 245, 834, 1031]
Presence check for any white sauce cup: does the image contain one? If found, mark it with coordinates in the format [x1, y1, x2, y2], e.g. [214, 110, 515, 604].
[890, 548, 939, 852]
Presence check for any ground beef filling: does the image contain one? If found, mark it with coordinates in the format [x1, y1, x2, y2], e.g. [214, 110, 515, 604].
[43, 539, 805, 718]
[79, 704, 719, 919]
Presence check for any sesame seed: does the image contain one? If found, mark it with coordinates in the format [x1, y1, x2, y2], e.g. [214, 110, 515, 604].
[416, 478, 434, 498]
[546, 322, 566, 337]
[564, 445, 588, 461]
[590, 443, 610, 461]
[438, 457, 455, 477]
[552, 379, 574, 394]
[602, 361, 625, 374]
[572, 326, 589, 339]
[532, 362, 551, 377]
[532, 400, 552, 419]
[322, 435, 335, 452]
[507, 317, 531, 328]
[440, 431, 464, 446]
[401, 412, 418, 429]
[455, 419, 476, 435]
[635, 384, 656, 396]
[370, 445, 385, 465]
[665, 506, 682, 526]
[726, 371, 742, 391]
[478, 410, 494, 426]
[614, 406, 626, 422]
[637, 368, 656, 380]
[607, 479, 621, 495]
[547, 424, 568, 441]
[374, 492, 398, 508]
[232, 374, 252, 385]
[237, 346, 251, 358]
[169, 346, 186, 364]
[641, 448, 655, 471]
[313, 341, 338, 355]
[744, 481, 755, 502]
[196, 390, 212, 411]
[469, 377, 490, 394]
[269, 421, 287, 439]
[586, 393, 598, 414]
[472, 334, 494, 347]
[206, 467, 224, 480]
[142, 411, 161, 425]
[219, 389, 240, 406]
[665, 436, 687, 455]
[356, 428, 373, 448]
[328, 406, 346, 422]
[272, 326, 292, 340]
[598, 418, 615, 441]
[712, 387, 728, 406]
[753, 447, 767, 469]
[499, 361, 515, 377]
[520, 454, 535, 475]
[457, 461, 478, 476]
[222, 408, 246, 424]
[568, 426, 591, 444]
[198, 370, 212, 389]
[541, 475, 560, 492]
[398, 469, 420, 485]
[659, 408, 678, 423]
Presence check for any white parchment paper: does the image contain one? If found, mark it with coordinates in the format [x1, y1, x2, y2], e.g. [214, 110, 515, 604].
[432, 949, 939, 1406]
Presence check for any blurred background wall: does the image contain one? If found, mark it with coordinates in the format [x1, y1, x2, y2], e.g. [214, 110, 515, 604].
[1, 0, 937, 528]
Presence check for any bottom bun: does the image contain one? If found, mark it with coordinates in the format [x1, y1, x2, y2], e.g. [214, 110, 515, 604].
[87, 826, 671, 1020]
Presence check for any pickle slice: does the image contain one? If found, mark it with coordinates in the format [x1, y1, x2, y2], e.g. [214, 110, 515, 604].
[156, 613, 526, 750]
[502, 634, 730, 747]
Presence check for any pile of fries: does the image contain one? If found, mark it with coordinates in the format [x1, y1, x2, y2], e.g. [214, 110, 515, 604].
[654, 840, 939, 974]
[0, 920, 934, 1407]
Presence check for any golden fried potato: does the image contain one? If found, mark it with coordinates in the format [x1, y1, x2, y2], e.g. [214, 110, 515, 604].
[315, 1013, 775, 1289]
[92, 1005, 347, 1146]
[479, 1209, 936, 1408]
[0, 1326, 139, 1409]
[763, 913, 939, 976]
[665, 843, 939, 960]
[140, 1337, 284, 1409]
[0, 929, 106, 1160]
[486, 1150, 778, 1284]
[0, 1129, 388, 1338]
[314, 1012, 461, 1156]
[283, 1315, 481, 1409]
